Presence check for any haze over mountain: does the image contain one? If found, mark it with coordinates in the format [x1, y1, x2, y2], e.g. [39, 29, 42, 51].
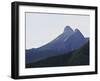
[26, 26, 89, 66]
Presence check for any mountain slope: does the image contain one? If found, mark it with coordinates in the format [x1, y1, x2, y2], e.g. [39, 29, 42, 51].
[67, 41, 89, 65]
[64, 29, 87, 52]
[26, 26, 88, 64]
[38, 26, 74, 51]
[26, 41, 89, 68]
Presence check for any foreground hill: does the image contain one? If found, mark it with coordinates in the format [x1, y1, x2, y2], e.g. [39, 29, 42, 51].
[26, 41, 89, 68]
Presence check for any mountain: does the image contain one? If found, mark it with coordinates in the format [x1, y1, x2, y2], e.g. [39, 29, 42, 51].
[67, 41, 89, 65]
[26, 41, 89, 68]
[38, 26, 74, 52]
[64, 29, 87, 52]
[26, 26, 88, 65]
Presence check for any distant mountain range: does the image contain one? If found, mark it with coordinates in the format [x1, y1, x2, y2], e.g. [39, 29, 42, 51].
[26, 26, 89, 68]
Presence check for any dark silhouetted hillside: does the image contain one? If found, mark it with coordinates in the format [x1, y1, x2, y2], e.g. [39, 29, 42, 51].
[26, 41, 89, 68]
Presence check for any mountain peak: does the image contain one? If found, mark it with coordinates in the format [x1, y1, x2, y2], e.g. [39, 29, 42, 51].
[75, 28, 82, 34]
[75, 28, 85, 38]
[75, 28, 80, 32]
[64, 26, 73, 32]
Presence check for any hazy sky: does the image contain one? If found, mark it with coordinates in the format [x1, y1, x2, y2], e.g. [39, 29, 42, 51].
[26, 12, 90, 49]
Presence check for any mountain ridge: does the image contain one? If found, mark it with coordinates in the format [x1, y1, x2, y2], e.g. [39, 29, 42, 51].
[26, 41, 89, 68]
[26, 26, 89, 65]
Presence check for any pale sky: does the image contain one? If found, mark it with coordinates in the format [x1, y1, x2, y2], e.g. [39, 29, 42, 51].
[26, 12, 90, 49]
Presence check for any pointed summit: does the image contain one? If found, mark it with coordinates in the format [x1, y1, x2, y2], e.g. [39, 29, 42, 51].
[64, 26, 73, 32]
[63, 26, 74, 42]
[75, 28, 80, 32]
[75, 28, 84, 38]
